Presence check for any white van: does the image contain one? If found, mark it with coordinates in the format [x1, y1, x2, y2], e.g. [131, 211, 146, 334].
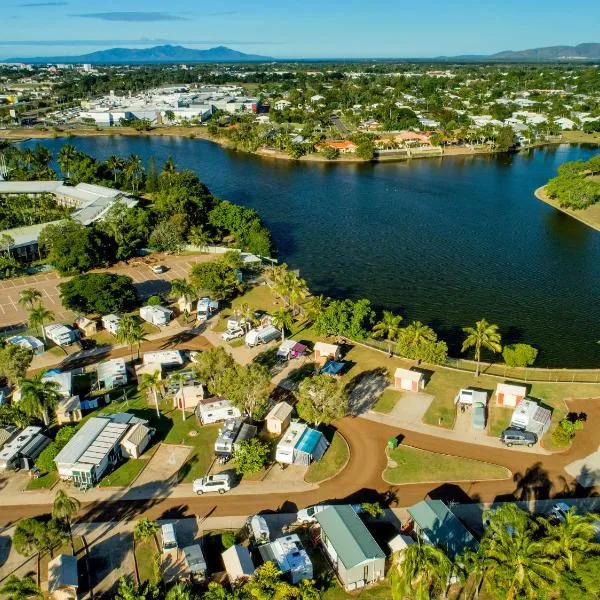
[161, 523, 178, 554]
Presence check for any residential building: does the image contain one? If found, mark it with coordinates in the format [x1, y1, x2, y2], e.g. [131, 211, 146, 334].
[142, 350, 183, 368]
[45, 324, 78, 346]
[222, 545, 255, 583]
[315, 140, 358, 154]
[0, 426, 50, 470]
[120, 422, 152, 459]
[55, 396, 82, 425]
[265, 401, 293, 435]
[315, 505, 386, 590]
[259, 534, 313, 584]
[6, 335, 44, 355]
[74, 315, 97, 337]
[47, 554, 78, 600]
[196, 397, 241, 425]
[101, 314, 122, 336]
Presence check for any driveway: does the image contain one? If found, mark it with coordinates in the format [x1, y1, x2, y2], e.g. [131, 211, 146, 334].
[127, 444, 191, 495]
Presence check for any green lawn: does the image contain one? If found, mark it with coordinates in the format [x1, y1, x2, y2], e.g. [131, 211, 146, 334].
[135, 538, 160, 585]
[305, 432, 349, 484]
[26, 470, 58, 490]
[372, 389, 402, 413]
[488, 405, 513, 438]
[98, 458, 148, 487]
[384, 445, 510, 484]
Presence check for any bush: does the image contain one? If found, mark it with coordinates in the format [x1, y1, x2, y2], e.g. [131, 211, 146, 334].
[147, 295, 162, 306]
[0, 256, 25, 279]
[551, 416, 584, 447]
[221, 531, 235, 549]
[36, 426, 77, 473]
[59, 272, 138, 314]
[232, 438, 271, 475]
[502, 343, 538, 367]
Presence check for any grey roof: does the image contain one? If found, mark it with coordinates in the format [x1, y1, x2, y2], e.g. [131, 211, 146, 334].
[122, 423, 150, 447]
[407, 500, 479, 559]
[48, 554, 78, 591]
[0, 181, 63, 194]
[222, 545, 254, 580]
[0, 220, 62, 249]
[316, 505, 385, 569]
[56, 395, 81, 414]
[0, 427, 18, 448]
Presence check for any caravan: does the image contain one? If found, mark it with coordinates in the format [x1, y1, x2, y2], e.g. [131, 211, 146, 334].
[245, 326, 280, 347]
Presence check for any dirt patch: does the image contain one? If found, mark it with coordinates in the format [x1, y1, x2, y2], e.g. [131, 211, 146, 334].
[132, 444, 191, 490]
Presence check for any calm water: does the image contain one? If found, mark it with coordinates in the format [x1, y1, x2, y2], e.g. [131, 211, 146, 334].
[23, 136, 600, 367]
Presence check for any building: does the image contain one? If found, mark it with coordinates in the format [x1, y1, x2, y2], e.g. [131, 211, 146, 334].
[265, 402, 294, 435]
[222, 545, 255, 583]
[74, 315, 97, 337]
[495, 383, 527, 408]
[0, 426, 50, 470]
[394, 368, 425, 392]
[6, 335, 45, 355]
[174, 382, 205, 411]
[275, 422, 329, 466]
[407, 500, 478, 559]
[55, 395, 82, 425]
[120, 422, 152, 459]
[313, 342, 341, 364]
[140, 305, 173, 326]
[47, 554, 78, 600]
[142, 350, 183, 368]
[0, 427, 18, 450]
[45, 324, 78, 346]
[101, 314, 122, 336]
[42, 371, 73, 398]
[316, 140, 358, 154]
[196, 398, 241, 425]
[259, 534, 313, 584]
[316, 505, 386, 591]
[55, 414, 147, 487]
[96, 358, 128, 389]
[510, 399, 552, 436]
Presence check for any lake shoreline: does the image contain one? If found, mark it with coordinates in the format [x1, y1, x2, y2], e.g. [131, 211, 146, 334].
[3, 126, 599, 165]
[534, 185, 600, 233]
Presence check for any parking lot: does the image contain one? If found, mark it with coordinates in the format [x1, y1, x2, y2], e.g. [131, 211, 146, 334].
[0, 253, 215, 329]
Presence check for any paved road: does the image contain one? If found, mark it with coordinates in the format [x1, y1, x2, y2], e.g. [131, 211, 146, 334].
[1, 397, 597, 527]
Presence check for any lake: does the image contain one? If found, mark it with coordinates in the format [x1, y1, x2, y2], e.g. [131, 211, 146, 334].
[22, 136, 600, 367]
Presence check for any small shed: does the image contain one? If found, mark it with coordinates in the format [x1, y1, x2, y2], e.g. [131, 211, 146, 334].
[101, 314, 122, 336]
[496, 383, 527, 408]
[387, 534, 415, 557]
[47, 554, 78, 600]
[266, 402, 294, 435]
[314, 342, 341, 364]
[222, 544, 255, 583]
[74, 315, 97, 338]
[120, 423, 151, 459]
[183, 544, 207, 579]
[394, 368, 425, 392]
[55, 396, 82, 425]
[174, 383, 205, 411]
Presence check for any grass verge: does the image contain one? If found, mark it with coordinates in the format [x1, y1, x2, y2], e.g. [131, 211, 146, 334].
[135, 538, 160, 585]
[372, 389, 402, 413]
[26, 471, 58, 490]
[305, 432, 349, 484]
[98, 458, 148, 488]
[384, 445, 509, 484]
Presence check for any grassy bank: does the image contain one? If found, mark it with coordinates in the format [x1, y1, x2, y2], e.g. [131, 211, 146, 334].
[384, 445, 510, 484]
[305, 432, 349, 484]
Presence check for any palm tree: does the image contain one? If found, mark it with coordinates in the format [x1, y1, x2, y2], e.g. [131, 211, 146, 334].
[304, 294, 328, 323]
[373, 310, 403, 355]
[170, 278, 196, 314]
[0, 573, 42, 600]
[272, 308, 294, 341]
[461, 318, 502, 377]
[105, 154, 125, 184]
[18, 288, 42, 311]
[57, 144, 77, 179]
[19, 373, 61, 425]
[133, 518, 158, 542]
[392, 541, 452, 600]
[117, 316, 146, 361]
[27, 305, 54, 343]
[124, 154, 144, 193]
[139, 370, 162, 418]
[187, 226, 212, 250]
[402, 320, 436, 346]
[52, 490, 80, 547]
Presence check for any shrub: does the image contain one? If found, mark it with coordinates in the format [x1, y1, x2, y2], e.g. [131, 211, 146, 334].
[502, 343, 538, 367]
[221, 531, 236, 549]
[551, 416, 584, 447]
[59, 273, 138, 314]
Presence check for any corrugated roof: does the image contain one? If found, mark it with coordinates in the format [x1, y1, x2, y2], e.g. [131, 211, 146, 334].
[122, 423, 150, 447]
[407, 500, 479, 559]
[48, 554, 78, 591]
[55, 417, 111, 466]
[316, 505, 385, 568]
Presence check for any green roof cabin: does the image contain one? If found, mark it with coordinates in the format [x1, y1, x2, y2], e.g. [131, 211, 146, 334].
[316, 505, 386, 591]
[407, 500, 479, 559]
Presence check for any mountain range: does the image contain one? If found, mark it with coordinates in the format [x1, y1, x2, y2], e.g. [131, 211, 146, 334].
[3, 42, 600, 64]
[4, 45, 272, 64]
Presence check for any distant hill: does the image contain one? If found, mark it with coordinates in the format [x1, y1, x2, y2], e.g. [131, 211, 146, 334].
[5, 44, 272, 64]
[489, 43, 600, 60]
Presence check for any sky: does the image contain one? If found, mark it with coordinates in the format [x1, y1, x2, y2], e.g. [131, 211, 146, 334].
[1, 0, 600, 60]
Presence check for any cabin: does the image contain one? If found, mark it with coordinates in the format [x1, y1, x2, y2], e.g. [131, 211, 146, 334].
[394, 368, 425, 392]
[265, 402, 294, 435]
[495, 383, 527, 408]
[196, 398, 241, 425]
[96, 358, 128, 389]
[174, 383, 205, 411]
[313, 342, 341, 365]
[74, 315, 97, 338]
[120, 422, 152, 459]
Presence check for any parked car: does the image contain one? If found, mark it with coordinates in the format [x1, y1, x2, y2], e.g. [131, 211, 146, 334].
[151, 264, 167, 274]
[500, 428, 538, 447]
[222, 327, 245, 342]
[297, 505, 333, 524]
[192, 474, 231, 495]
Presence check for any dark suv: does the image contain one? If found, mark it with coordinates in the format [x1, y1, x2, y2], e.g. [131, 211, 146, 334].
[500, 428, 538, 447]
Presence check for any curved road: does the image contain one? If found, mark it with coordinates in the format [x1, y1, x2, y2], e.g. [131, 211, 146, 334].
[1, 396, 597, 526]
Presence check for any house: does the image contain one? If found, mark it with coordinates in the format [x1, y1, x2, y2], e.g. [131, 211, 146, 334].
[265, 402, 294, 435]
[275, 422, 329, 466]
[139, 305, 173, 326]
[174, 383, 205, 411]
[407, 500, 478, 559]
[96, 358, 128, 389]
[555, 117, 575, 130]
[142, 351, 183, 368]
[222, 545, 255, 583]
[394, 368, 425, 392]
[196, 398, 242, 425]
[6, 335, 45, 355]
[0, 426, 50, 471]
[259, 534, 312, 584]
[45, 324, 78, 346]
[74, 315, 97, 337]
[314, 342, 341, 364]
[101, 314, 122, 336]
[316, 505, 386, 591]
[47, 554, 78, 600]
[274, 99, 292, 110]
[120, 422, 152, 459]
[316, 140, 358, 154]
[510, 399, 552, 436]
[495, 383, 527, 408]
[394, 131, 432, 147]
[55, 395, 82, 425]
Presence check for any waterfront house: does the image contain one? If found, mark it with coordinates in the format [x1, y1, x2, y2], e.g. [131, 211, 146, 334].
[315, 140, 358, 154]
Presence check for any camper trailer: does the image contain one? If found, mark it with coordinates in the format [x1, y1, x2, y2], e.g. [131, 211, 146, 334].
[510, 399, 552, 436]
[245, 326, 280, 347]
[247, 515, 270, 545]
[0, 426, 50, 471]
[196, 398, 242, 425]
[197, 297, 219, 321]
[214, 419, 257, 460]
[275, 422, 329, 466]
[140, 305, 173, 326]
[45, 324, 78, 346]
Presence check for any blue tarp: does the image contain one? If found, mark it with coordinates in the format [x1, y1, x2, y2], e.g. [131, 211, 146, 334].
[320, 360, 345, 376]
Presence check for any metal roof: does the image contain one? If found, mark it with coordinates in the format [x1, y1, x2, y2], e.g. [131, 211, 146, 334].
[55, 417, 116, 466]
[316, 505, 385, 568]
[48, 554, 78, 591]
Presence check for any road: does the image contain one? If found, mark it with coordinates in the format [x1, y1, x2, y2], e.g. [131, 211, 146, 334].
[1, 396, 597, 526]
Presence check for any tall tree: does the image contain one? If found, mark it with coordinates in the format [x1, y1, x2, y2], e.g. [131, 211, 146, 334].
[461, 318, 502, 377]
[133, 518, 158, 543]
[19, 373, 61, 425]
[105, 154, 125, 184]
[27, 305, 54, 343]
[139, 370, 162, 418]
[57, 144, 77, 179]
[117, 316, 146, 361]
[18, 288, 42, 311]
[373, 310, 403, 355]
[271, 308, 293, 341]
[52, 489, 80, 547]
[296, 374, 348, 426]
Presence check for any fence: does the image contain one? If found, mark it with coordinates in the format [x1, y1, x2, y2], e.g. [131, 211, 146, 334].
[357, 338, 600, 384]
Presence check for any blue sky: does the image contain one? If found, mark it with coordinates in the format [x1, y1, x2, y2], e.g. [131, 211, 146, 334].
[1, 0, 599, 59]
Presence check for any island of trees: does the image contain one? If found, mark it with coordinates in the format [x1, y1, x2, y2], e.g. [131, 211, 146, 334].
[545, 154, 600, 209]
